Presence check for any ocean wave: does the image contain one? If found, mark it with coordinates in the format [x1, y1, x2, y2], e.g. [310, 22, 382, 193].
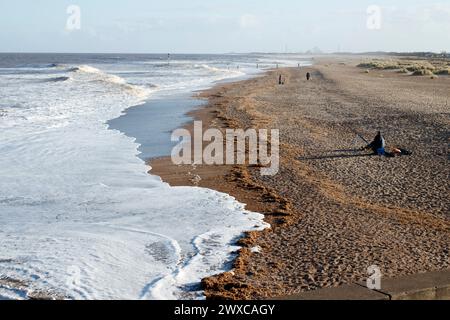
[44, 76, 72, 83]
[68, 64, 152, 98]
[195, 64, 243, 76]
[93, 74, 127, 85]
[91, 76, 151, 98]
[197, 64, 223, 72]
[68, 65, 103, 74]
[13, 63, 61, 69]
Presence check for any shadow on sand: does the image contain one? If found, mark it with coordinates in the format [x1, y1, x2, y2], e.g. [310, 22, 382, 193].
[298, 149, 375, 161]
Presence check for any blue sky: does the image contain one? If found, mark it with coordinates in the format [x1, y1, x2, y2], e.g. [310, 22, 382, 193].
[1, 0, 449, 53]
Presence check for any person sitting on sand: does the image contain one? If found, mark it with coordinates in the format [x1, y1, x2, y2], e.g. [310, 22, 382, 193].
[364, 131, 386, 155]
[361, 131, 413, 157]
[306, 72, 311, 81]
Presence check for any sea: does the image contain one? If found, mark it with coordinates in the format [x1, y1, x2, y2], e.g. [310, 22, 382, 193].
[0, 53, 309, 300]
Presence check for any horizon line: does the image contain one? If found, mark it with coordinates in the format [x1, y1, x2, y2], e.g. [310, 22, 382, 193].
[0, 50, 448, 55]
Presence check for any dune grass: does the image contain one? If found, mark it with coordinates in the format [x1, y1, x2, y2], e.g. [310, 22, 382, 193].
[434, 68, 450, 75]
[358, 58, 450, 76]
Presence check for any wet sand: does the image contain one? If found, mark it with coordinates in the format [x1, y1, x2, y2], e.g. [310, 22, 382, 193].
[149, 56, 450, 299]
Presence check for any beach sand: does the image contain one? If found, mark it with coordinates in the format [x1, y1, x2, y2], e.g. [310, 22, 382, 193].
[149, 56, 450, 299]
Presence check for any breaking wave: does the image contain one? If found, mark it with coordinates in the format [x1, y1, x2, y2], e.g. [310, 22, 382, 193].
[68, 64, 152, 98]
[44, 76, 71, 82]
[68, 65, 103, 74]
[196, 64, 243, 75]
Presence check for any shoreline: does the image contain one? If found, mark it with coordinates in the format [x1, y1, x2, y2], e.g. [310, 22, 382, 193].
[148, 70, 294, 299]
[108, 94, 203, 161]
[149, 57, 450, 299]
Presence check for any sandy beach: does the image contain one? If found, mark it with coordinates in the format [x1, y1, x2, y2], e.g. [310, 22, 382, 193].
[150, 56, 449, 299]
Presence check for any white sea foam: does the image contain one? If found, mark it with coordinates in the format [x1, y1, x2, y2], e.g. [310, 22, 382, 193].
[68, 65, 103, 74]
[69, 65, 151, 98]
[0, 57, 269, 300]
[196, 64, 243, 75]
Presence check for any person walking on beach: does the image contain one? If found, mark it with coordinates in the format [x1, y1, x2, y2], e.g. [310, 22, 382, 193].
[279, 74, 283, 85]
[306, 72, 311, 81]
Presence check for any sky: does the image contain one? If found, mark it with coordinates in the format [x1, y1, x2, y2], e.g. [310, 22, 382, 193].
[1, 0, 450, 53]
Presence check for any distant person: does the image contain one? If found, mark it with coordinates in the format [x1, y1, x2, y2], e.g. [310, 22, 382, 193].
[364, 131, 386, 155]
[306, 72, 311, 81]
[279, 74, 282, 85]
